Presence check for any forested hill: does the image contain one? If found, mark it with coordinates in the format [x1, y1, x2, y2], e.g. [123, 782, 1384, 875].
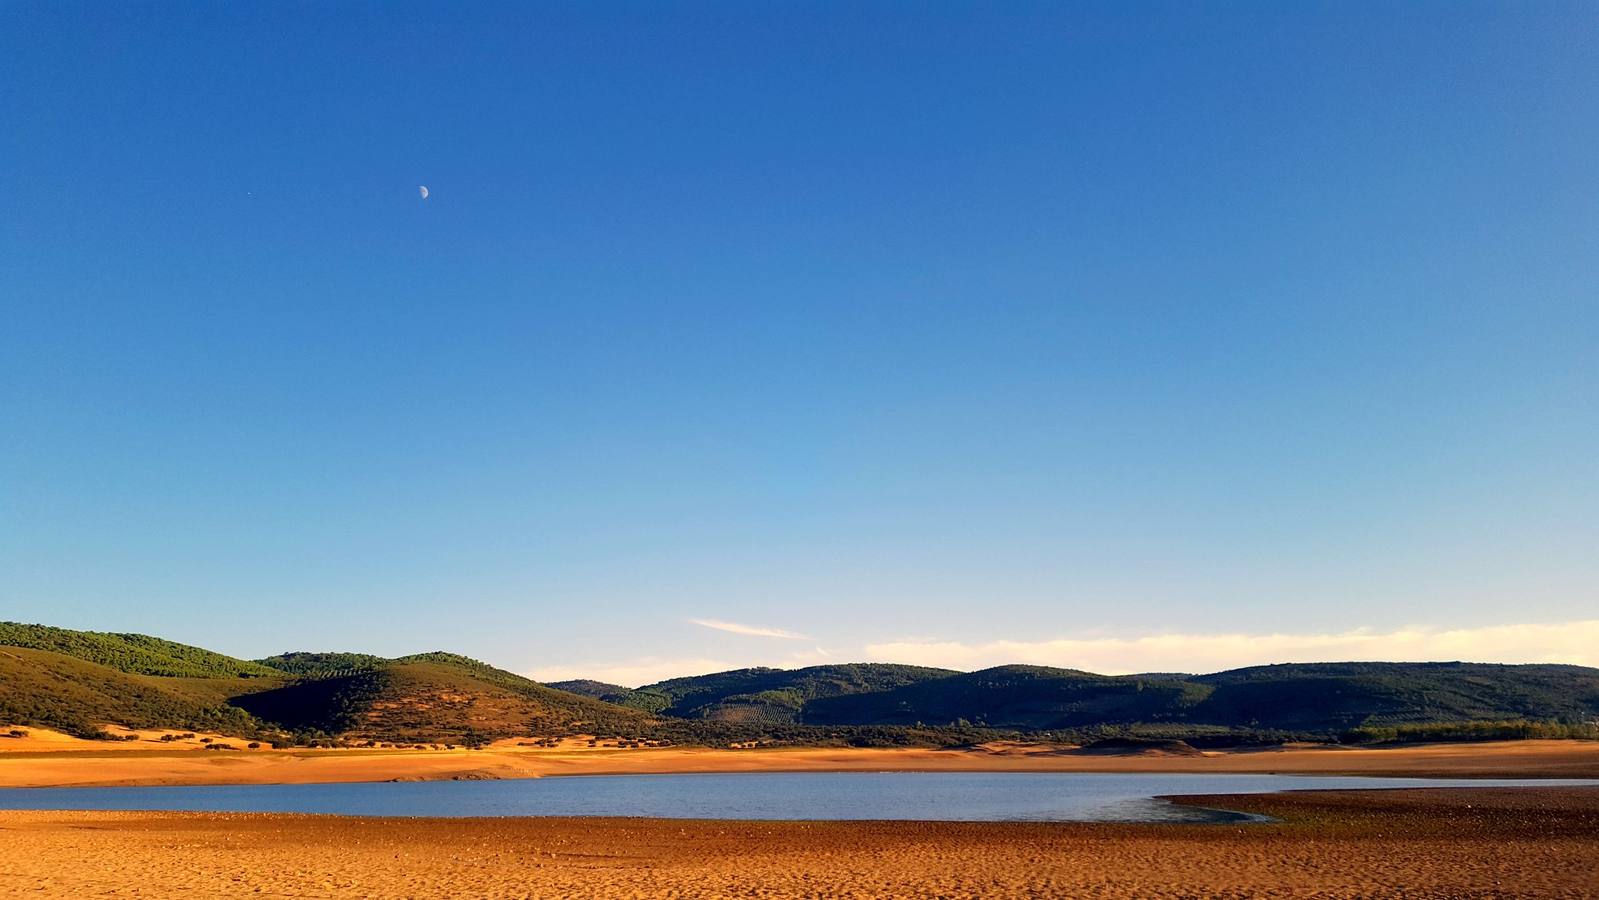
[618, 660, 1599, 733]
[4, 622, 1597, 746]
[0, 623, 645, 745]
[614, 664, 959, 722]
[0, 622, 280, 678]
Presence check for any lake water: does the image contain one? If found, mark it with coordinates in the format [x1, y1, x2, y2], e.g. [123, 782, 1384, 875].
[1, 772, 1593, 823]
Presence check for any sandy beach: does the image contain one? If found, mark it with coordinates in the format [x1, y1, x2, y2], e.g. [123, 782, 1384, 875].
[3, 729, 1598, 788]
[0, 786, 1594, 897]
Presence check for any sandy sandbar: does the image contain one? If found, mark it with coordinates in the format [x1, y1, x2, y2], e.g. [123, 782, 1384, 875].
[2, 733, 1598, 788]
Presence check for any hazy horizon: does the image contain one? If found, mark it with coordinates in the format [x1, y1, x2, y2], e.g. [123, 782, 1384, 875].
[4, 4, 1595, 684]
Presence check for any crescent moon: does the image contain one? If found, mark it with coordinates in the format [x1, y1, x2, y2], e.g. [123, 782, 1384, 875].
[419, 185, 429, 199]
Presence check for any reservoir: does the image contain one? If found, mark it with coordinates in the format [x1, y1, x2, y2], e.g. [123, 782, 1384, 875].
[0, 772, 1592, 823]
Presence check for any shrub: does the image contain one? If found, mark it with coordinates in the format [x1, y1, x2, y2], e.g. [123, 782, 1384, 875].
[1342, 719, 1599, 744]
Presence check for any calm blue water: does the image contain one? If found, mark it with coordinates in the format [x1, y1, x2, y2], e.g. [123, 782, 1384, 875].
[0, 773, 1592, 823]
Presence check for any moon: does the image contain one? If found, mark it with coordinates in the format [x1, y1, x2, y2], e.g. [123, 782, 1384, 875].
[419, 185, 429, 200]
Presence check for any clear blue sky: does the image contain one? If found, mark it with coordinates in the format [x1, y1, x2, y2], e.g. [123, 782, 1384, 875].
[3, 3, 1596, 683]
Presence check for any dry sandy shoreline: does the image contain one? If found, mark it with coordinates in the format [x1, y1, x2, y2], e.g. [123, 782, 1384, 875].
[4, 734, 1597, 897]
[1, 787, 1596, 897]
[2, 735, 1598, 788]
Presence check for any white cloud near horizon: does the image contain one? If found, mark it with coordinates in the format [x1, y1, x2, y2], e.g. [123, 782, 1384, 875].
[688, 618, 808, 639]
[864, 620, 1599, 674]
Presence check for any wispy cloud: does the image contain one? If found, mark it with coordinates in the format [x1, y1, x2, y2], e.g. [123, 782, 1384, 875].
[864, 619, 1599, 674]
[689, 618, 808, 640]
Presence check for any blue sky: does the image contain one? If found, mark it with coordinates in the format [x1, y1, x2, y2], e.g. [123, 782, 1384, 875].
[3, 3, 1596, 684]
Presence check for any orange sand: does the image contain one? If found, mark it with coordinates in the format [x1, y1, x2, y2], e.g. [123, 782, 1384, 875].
[1, 727, 1596, 788]
[1, 787, 1595, 897]
[0, 725, 267, 752]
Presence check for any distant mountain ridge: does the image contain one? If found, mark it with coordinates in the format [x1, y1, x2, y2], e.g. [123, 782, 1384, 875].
[615, 664, 959, 724]
[547, 679, 635, 702]
[643, 660, 1599, 733]
[3, 621, 1597, 746]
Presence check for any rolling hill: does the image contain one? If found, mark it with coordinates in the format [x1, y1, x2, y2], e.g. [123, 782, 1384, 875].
[233, 655, 653, 744]
[5, 622, 1598, 745]
[801, 662, 1599, 732]
[547, 680, 637, 703]
[0, 645, 274, 738]
[0, 623, 650, 745]
[0, 622, 280, 678]
[255, 651, 389, 677]
[621, 664, 960, 724]
[1189, 662, 1599, 731]
[578, 660, 1599, 737]
[803, 665, 1209, 729]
